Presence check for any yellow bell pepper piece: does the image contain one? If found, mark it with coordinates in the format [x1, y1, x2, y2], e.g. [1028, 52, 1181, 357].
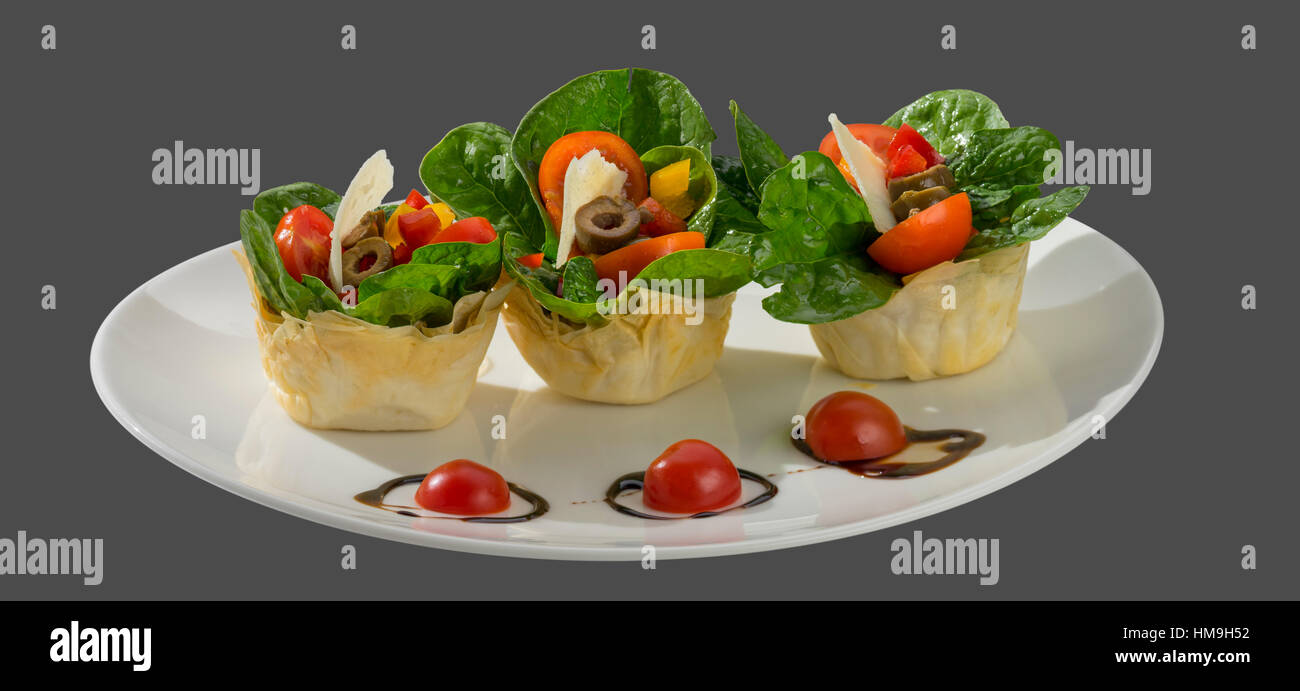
[649, 159, 695, 220]
[383, 202, 456, 247]
[429, 202, 456, 229]
[383, 203, 416, 247]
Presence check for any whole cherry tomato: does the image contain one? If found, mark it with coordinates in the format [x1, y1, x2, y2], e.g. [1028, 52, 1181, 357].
[805, 391, 906, 461]
[273, 205, 333, 283]
[414, 459, 511, 516]
[643, 439, 742, 514]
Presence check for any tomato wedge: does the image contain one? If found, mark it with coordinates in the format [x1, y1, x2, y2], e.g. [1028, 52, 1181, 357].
[517, 252, 544, 269]
[430, 216, 497, 244]
[591, 231, 704, 284]
[537, 131, 648, 231]
[818, 123, 896, 164]
[867, 192, 973, 275]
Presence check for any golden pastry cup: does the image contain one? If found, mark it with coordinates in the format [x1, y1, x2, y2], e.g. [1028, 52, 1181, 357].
[809, 243, 1030, 381]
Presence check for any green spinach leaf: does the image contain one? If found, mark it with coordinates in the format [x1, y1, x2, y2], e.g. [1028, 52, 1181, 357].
[712, 155, 760, 215]
[730, 100, 788, 196]
[560, 256, 601, 304]
[510, 68, 716, 240]
[965, 183, 1041, 230]
[635, 248, 753, 298]
[252, 182, 341, 226]
[949, 126, 1059, 189]
[420, 122, 543, 251]
[884, 89, 1009, 157]
[350, 288, 454, 328]
[761, 254, 900, 324]
[410, 236, 502, 294]
[959, 185, 1089, 260]
[356, 263, 463, 303]
[641, 144, 718, 237]
[753, 152, 876, 270]
[238, 208, 332, 318]
[301, 275, 346, 312]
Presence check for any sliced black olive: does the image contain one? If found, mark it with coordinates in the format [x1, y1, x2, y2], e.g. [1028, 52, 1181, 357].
[891, 186, 952, 221]
[887, 164, 956, 202]
[342, 236, 393, 288]
[341, 209, 386, 249]
[575, 195, 640, 254]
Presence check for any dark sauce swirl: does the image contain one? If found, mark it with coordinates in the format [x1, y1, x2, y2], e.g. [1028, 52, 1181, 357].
[604, 468, 777, 520]
[793, 427, 985, 477]
[354, 475, 549, 523]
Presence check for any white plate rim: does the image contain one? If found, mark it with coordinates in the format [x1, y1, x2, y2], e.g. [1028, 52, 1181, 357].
[90, 219, 1164, 561]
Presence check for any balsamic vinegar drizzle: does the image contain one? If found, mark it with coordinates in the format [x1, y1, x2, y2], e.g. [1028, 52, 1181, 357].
[604, 469, 778, 520]
[359, 426, 979, 524]
[354, 475, 549, 523]
[793, 426, 985, 478]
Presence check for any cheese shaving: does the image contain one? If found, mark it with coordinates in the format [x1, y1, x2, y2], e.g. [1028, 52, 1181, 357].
[329, 150, 394, 290]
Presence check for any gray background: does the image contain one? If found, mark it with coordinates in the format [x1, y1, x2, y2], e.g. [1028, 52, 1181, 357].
[2, 0, 1294, 600]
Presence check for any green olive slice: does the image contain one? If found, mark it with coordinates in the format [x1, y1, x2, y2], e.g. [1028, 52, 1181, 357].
[891, 186, 952, 221]
[342, 236, 394, 289]
[887, 164, 956, 202]
[340, 209, 386, 249]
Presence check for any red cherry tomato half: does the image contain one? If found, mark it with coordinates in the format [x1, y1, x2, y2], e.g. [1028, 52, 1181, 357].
[637, 196, 688, 237]
[397, 206, 442, 249]
[643, 439, 742, 514]
[867, 192, 973, 275]
[538, 131, 648, 231]
[414, 459, 511, 516]
[805, 391, 907, 462]
[818, 123, 897, 165]
[274, 204, 333, 283]
[887, 123, 944, 168]
[517, 252, 544, 269]
[431, 216, 497, 244]
[403, 188, 430, 210]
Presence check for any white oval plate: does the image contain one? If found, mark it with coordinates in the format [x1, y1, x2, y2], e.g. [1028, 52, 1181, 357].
[90, 218, 1161, 560]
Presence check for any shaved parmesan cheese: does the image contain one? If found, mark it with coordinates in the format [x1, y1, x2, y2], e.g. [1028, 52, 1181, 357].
[828, 114, 895, 233]
[556, 149, 627, 267]
[329, 150, 394, 290]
